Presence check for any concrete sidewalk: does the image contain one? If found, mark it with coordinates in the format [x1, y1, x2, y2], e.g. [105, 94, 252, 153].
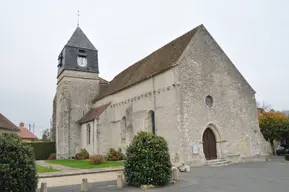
[36, 160, 124, 178]
[38, 172, 119, 188]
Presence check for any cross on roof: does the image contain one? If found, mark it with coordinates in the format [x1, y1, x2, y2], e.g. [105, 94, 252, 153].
[77, 10, 80, 27]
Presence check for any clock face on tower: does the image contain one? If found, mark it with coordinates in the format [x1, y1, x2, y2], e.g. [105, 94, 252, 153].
[77, 56, 87, 67]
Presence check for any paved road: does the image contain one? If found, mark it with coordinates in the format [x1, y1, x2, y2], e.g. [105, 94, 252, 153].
[45, 157, 289, 192]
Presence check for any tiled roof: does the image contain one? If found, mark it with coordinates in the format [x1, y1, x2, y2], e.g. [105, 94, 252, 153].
[78, 103, 110, 124]
[19, 127, 38, 139]
[93, 24, 201, 102]
[99, 77, 109, 84]
[0, 113, 19, 131]
[66, 27, 96, 50]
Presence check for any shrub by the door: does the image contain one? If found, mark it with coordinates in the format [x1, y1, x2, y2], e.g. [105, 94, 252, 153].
[75, 149, 90, 160]
[0, 133, 38, 192]
[106, 148, 126, 161]
[124, 131, 172, 187]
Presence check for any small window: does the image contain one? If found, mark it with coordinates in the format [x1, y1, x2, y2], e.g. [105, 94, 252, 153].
[205, 95, 214, 108]
[78, 49, 87, 57]
[79, 49, 86, 53]
[148, 110, 156, 135]
[57, 54, 63, 67]
[87, 124, 91, 145]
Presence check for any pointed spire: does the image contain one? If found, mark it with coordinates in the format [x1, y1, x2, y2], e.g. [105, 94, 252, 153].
[66, 27, 96, 50]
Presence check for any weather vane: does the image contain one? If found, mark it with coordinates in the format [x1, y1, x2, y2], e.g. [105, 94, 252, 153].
[77, 10, 80, 27]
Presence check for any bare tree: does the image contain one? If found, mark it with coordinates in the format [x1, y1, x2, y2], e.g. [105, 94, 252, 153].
[257, 100, 272, 112]
[42, 128, 52, 141]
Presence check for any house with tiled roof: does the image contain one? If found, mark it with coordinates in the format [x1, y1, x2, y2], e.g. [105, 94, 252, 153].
[18, 122, 38, 142]
[53, 24, 269, 165]
[0, 113, 20, 134]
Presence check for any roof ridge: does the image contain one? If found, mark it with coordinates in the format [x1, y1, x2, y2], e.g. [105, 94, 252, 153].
[0, 113, 20, 131]
[94, 24, 201, 102]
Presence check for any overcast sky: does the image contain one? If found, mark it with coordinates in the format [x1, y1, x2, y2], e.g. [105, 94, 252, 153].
[0, 0, 288, 137]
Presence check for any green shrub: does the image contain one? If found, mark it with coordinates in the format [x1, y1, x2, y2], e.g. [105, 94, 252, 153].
[25, 142, 56, 160]
[106, 148, 126, 161]
[0, 133, 38, 192]
[124, 131, 172, 187]
[75, 149, 89, 160]
[89, 155, 105, 165]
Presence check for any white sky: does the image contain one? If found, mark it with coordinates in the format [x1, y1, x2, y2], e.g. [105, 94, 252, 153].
[0, 0, 288, 137]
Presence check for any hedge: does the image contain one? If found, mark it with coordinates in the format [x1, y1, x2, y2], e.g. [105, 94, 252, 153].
[25, 142, 56, 160]
[0, 133, 38, 191]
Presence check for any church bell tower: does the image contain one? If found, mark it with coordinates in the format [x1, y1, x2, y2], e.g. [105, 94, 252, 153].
[55, 27, 100, 159]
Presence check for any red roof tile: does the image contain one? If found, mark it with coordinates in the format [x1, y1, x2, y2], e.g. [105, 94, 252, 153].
[19, 127, 38, 139]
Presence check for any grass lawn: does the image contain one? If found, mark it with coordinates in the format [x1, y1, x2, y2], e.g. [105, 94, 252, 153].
[36, 165, 59, 173]
[45, 160, 124, 169]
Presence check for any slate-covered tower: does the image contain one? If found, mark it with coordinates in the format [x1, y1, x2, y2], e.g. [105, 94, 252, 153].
[55, 27, 100, 159]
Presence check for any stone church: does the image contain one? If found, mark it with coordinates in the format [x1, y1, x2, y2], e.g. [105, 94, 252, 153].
[53, 24, 269, 165]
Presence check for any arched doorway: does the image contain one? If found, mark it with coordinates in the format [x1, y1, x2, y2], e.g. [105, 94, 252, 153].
[202, 128, 217, 160]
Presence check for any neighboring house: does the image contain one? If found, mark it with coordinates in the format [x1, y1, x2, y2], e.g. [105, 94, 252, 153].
[0, 113, 20, 134]
[19, 122, 38, 142]
[53, 24, 269, 165]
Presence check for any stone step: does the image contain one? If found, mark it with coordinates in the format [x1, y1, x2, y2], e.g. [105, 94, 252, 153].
[210, 162, 232, 167]
[206, 159, 227, 164]
[205, 159, 232, 167]
[207, 158, 226, 162]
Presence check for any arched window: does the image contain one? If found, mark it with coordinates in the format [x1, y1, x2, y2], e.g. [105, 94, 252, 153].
[87, 124, 91, 145]
[121, 117, 127, 150]
[148, 110, 156, 135]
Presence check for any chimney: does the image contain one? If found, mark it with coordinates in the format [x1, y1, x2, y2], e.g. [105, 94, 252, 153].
[19, 122, 24, 127]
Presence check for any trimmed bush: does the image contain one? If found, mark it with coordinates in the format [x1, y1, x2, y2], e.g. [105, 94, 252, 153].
[106, 148, 126, 161]
[75, 149, 89, 160]
[124, 131, 172, 187]
[0, 133, 38, 192]
[25, 142, 56, 160]
[89, 155, 105, 165]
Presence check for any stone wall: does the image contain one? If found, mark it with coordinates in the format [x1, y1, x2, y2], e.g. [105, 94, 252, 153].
[51, 94, 56, 142]
[56, 70, 99, 159]
[93, 69, 180, 158]
[174, 25, 269, 165]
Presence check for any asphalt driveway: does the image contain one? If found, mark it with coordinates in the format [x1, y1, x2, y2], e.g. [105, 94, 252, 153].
[45, 156, 289, 192]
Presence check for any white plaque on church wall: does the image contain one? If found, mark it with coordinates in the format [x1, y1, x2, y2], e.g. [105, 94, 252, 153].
[193, 144, 199, 154]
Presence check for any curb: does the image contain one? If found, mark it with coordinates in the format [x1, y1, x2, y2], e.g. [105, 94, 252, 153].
[38, 167, 124, 178]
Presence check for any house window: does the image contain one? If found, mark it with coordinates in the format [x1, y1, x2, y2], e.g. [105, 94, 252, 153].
[87, 124, 91, 145]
